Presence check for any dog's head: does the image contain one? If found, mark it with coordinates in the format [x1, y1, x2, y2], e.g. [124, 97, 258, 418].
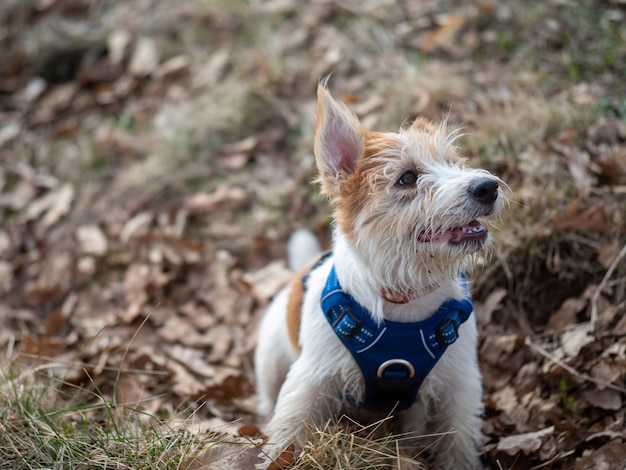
[314, 84, 503, 295]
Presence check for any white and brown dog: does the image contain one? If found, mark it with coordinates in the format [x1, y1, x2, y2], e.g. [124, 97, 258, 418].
[254, 82, 502, 470]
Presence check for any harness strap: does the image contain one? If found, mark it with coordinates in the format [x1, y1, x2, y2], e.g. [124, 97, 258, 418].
[320, 265, 473, 412]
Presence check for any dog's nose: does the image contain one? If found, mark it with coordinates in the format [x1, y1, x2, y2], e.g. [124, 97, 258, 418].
[468, 178, 499, 204]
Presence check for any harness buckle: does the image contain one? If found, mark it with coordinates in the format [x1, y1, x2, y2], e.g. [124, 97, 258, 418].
[377, 359, 416, 379]
[332, 309, 362, 341]
[436, 317, 459, 347]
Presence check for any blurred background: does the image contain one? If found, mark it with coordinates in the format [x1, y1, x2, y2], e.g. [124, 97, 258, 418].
[0, 1, 625, 468]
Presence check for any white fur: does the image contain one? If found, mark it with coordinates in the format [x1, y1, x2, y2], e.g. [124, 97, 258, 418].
[254, 84, 502, 469]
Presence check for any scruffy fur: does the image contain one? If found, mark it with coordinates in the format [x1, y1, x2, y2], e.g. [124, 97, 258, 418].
[254, 83, 503, 469]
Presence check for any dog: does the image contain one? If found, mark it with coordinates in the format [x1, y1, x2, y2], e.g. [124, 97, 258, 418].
[254, 81, 502, 469]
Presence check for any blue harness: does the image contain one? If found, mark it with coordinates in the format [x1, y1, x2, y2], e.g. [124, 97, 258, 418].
[320, 265, 473, 412]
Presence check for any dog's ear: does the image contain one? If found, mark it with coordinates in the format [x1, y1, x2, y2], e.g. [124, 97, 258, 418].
[314, 84, 364, 193]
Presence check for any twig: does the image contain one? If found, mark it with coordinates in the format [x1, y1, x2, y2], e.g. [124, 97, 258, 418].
[524, 336, 626, 394]
[590, 242, 626, 332]
[530, 449, 576, 469]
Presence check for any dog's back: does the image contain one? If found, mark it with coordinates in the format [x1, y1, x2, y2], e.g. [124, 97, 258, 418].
[255, 228, 321, 418]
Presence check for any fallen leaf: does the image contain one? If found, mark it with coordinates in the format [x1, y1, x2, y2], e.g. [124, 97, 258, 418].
[182, 437, 263, 470]
[238, 424, 261, 437]
[552, 201, 612, 234]
[204, 324, 234, 362]
[241, 261, 292, 303]
[122, 263, 150, 323]
[268, 444, 295, 470]
[480, 334, 518, 366]
[116, 374, 148, 408]
[120, 211, 153, 243]
[0, 180, 36, 210]
[496, 426, 555, 456]
[576, 437, 626, 469]
[492, 385, 518, 414]
[560, 324, 594, 358]
[548, 297, 586, 330]
[185, 185, 248, 214]
[0, 121, 21, 147]
[23, 183, 74, 231]
[155, 55, 190, 80]
[474, 288, 507, 324]
[76, 224, 108, 256]
[597, 241, 621, 269]
[418, 13, 465, 53]
[107, 29, 131, 66]
[129, 37, 160, 76]
[582, 389, 622, 411]
[590, 358, 623, 387]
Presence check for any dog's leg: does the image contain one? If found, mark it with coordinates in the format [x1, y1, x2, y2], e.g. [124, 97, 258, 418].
[255, 289, 298, 418]
[261, 357, 341, 463]
[401, 320, 484, 470]
[429, 322, 483, 470]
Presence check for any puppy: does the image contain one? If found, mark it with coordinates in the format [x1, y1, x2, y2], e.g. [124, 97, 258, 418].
[254, 82, 502, 470]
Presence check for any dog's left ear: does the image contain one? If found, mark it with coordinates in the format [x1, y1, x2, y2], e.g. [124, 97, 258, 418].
[314, 84, 364, 194]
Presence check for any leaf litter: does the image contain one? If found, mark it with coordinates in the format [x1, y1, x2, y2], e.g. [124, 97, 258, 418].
[1, 0, 626, 469]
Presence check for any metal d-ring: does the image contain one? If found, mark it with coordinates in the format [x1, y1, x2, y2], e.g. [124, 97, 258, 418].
[377, 359, 416, 378]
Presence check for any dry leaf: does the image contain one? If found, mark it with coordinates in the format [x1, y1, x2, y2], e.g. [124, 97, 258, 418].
[238, 424, 261, 437]
[548, 297, 586, 330]
[597, 241, 621, 269]
[474, 288, 507, 324]
[582, 388, 622, 411]
[0, 180, 35, 210]
[183, 437, 263, 470]
[122, 263, 150, 323]
[23, 184, 74, 231]
[204, 367, 252, 402]
[492, 385, 518, 414]
[242, 261, 292, 302]
[418, 13, 465, 53]
[76, 224, 108, 256]
[552, 201, 612, 234]
[267, 444, 295, 470]
[590, 358, 623, 387]
[107, 29, 131, 66]
[116, 374, 148, 407]
[496, 426, 555, 456]
[205, 324, 234, 362]
[480, 334, 518, 366]
[129, 37, 160, 76]
[575, 439, 626, 470]
[0, 121, 20, 147]
[185, 185, 248, 214]
[560, 324, 594, 358]
[120, 211, 153, 243]
[158, 316, 211, 347]
[155, 55, 190, 80]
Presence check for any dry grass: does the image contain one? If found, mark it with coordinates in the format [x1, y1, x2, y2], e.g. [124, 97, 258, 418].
[0, 359, 223, 469]
[295, 418, 434, 470]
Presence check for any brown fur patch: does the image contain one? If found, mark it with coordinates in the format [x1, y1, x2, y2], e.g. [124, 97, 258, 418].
[286, 270, 305, 353]
[334, 131, 398, 243]
[286, 253, 328, 352]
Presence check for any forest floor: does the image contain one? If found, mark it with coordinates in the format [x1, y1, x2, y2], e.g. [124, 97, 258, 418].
[1, 0, 625, 468]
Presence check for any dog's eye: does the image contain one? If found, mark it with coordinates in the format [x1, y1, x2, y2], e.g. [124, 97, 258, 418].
[397, 171, 419, 186]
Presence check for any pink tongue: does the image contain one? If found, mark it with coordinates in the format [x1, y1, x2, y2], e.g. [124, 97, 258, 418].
[422, 221, 485, 243]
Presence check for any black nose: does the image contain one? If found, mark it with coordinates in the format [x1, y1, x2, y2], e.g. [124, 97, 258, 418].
[468, 178, 499, 204]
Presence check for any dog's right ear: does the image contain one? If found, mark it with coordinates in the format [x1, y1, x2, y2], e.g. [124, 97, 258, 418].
[314, 84, 364, 195]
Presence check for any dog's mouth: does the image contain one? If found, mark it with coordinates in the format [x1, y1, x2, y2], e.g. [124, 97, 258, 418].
[418, 220, 488, 244]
